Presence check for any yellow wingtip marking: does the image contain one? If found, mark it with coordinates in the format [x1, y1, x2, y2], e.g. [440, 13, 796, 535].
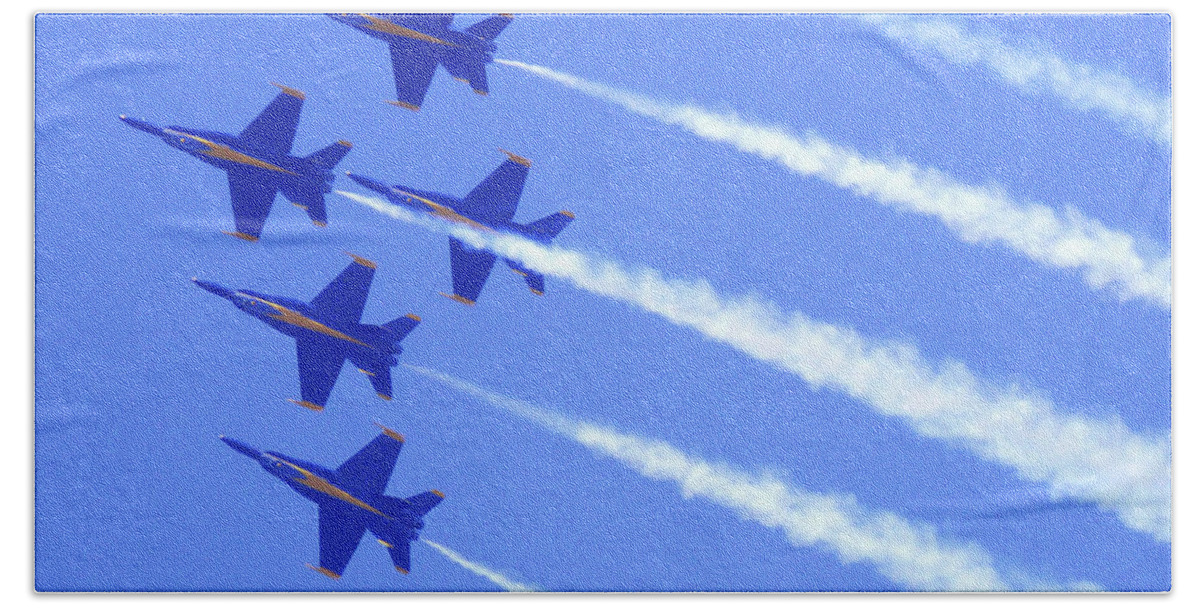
[530, 289, 544, 296]
[560, 210, 576, 219]
[291, 203, 309, 210]
[358, 368, 376, 377]
[344, 251, 378, 268]
[473, 89, 489, 96]
[405, 313, 422, 322]
[453, 77, 470, 84]
[377, 539, 393, 548]
[337, 140, 353, 148]
[431, 489, 445, 498]
[439, 292, 476, 306]
[313, 220, 327, 227]
[306, 564, 341, 579]
[511, 268, 528, 277]
[271, 82, 306, 100]
[375, 422, 405, 443]
[498, 148, 532, 167]
[387, 100, 421, 111]
[289, 399, 325, 412]
[377, 393, 393, 401]
[499, 13, 515, 18]
[396, 567, 409, 575]
[222, 231, 259, 242]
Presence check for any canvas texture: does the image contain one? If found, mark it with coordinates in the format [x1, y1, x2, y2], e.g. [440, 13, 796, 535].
[33, 13, 1171, 592]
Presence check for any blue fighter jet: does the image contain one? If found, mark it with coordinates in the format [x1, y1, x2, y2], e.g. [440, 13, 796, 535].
[221, 425, 443, 578]
[328, 13, 513, 111]
[193, 253, 420, 410]
[347, 150, 575, 305]
[120, 83, 351, 241]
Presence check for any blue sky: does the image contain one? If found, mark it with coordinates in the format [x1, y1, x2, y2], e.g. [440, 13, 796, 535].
[34, 13, 1170, 591]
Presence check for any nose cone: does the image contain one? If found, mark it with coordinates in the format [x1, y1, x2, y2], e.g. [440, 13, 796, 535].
[119, 114, 165, 136]
[220, 435, 263, 460]
[192, 277, 236, 300]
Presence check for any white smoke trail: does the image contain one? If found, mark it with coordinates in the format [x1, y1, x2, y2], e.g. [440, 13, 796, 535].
[340, 189, 1170, 543]
[421, 539, 539, 592]
[859, 14, 1172, 145]
[408, 365, 1101, 591]
[494, 59, 1171, 309]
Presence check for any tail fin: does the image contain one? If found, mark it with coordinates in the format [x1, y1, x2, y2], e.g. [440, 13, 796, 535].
[307, 140, 353, 171]
[464, 14, 513, 41]
[383, 313, 421, 342]
[504, 259, 546, 296]
[523, 211, 575, 241]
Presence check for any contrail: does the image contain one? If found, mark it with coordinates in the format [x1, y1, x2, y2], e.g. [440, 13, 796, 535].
[859, 14, 1172, 145]
[408, 365, 1102, 591]
[341, 189, 1170, 543]
[421, 539, 539, 592]
[495, 59, 1171, 309]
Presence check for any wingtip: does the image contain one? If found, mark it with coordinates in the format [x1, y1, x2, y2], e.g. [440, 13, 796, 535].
[289, 399, 325, 412]
[271, 82, 306, 100]
[377, 393, 393, 401]
[499, 13, 515, 18]
[560, 210, 576, 219]
[473, 89, 489, 96]
[221, 230, 260, 243]
[375, 422, 406, 443]
[313, 220, 328, 228]
[344, 251, 378, 268]
[530, 288, 544, 296]
[306, 564, 341, 580]
[431, 489, 445, 498]
[396, 566, 410, 575]
[336, 140, 353, 148]
[405, 313, 422, 322]
[386, 100, 421, 111]
[498, 148, 532, 167]
[439, 292, 477, 306]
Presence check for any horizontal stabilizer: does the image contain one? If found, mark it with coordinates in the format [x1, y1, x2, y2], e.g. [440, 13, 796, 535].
[306, 140, 353, 171]
[403, 490, 444, 517]
[464, 14, 513, 41]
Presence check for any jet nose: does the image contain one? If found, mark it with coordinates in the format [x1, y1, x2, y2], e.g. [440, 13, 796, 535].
[220, 435, 264, 460]
[119, 114, 165, 136]
[192, 277, 236, 300]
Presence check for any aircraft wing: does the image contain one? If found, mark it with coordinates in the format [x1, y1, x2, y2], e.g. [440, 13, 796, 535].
[459, 154, 529, 223]
[239, 88, 304, 155]
[314, 503, 368, 578]
[310, 259, 375, 325]
[446, 238, 497, 304]
[296, 338, 347, 410]
[387, 40, 440, 111]
[227, 170, 278, 240]
[442, 56, 490, 96]
[335, 431, 404, 497]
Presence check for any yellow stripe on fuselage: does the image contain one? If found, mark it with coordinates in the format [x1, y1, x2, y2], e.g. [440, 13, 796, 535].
[393, 189, 496, 232]
[164, 129, 299, 175]
[273, 458, 388, 517]
[359, 14, 459, 47]
[243, 295, 371, 348]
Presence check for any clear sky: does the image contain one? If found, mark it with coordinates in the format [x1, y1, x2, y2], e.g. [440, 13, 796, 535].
[34, 13, 1170, 591]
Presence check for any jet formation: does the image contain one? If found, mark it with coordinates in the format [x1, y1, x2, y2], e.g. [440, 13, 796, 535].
[221, 426, 443, 578]
[348, 151, 575, 305]
[121, 83, 351, 241]
[193, 253, 421, 411]
[329, 13, 513, 111]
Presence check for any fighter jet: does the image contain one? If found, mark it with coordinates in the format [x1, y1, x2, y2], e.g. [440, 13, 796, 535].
[221, 425, 443, 578]
[193, 253, 420, 411]
[328, 13, 513, 111]
[346, 150, 575, 305]
[120, 83, 351, 241]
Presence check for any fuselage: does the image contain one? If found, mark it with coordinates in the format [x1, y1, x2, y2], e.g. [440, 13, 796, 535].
[329, 13, 497, 62]
[229, 288, 400, 360]
[259, 449, 424, 541]
[159, 125, 336, 193]
[379, 183, 552, 243]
